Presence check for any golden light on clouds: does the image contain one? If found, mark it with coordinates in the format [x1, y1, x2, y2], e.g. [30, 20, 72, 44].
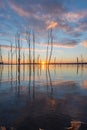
[47, 21, 58, 29]
[82, 41, 87, 47]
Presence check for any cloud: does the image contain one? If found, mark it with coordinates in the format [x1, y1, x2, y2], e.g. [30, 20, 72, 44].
[7, 0, 67, 31]
[0, 44, 47, 53]
[6, 0, 80, 37]
[38, 39, 78, 49]
[0, 0, 5, 8]
[8, 1, 29, 17]
[47, 21, 58, 29]
[0, 0, 87, 51]
[63, 11, 87, 22]
[0, 44, 12, 50]
[82, 41, 87, 47]
[53, 41, 78, 48]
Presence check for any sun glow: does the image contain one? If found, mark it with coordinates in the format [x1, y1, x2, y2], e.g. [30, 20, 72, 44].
[41, 61, 46, 70]
[41, 61, 45, 65]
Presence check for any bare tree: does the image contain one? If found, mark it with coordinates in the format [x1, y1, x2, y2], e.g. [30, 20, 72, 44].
[23, 52, 25, 64]
[0, 45, 3, 64]
[54, 57, 56, 64]
[48, 28, 53, 64]
[26, 28, 31, 64]
[15, 34, 18, 65]
[46, 31, 50, 64]
[8, 51, 10, 64]
[17, 32, 21, 65]
[33, 31, 35, 64]
[46, 28, 53, 65]
[37, 54, 40, 64]
[10, 41, 13, 65]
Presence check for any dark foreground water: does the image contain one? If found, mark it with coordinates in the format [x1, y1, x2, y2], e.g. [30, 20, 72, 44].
[0, 64, 87, 130]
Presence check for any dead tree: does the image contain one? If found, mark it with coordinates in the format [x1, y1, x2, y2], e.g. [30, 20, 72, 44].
[46, 28, 53, 65]
[32, 30, 35, 99]
[8, 51, 10, 64]
[37, 54, 40, 64]
[46, 31, 50, 64]
[17, 32, 21, 65]
[48, 28, 53, 64]
[33, 31, 35, 64]
[23, 52, 25, 64]
[15, 34, 18, 65]
[54, 57, 56, 64]
[0, 45, 3, 64]
[10, 42, 13, 65]
[26, 28, 31, 64]
[77, 57, 78, 64]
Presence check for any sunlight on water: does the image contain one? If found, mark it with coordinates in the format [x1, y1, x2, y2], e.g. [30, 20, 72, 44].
[0, 64, 87, 130]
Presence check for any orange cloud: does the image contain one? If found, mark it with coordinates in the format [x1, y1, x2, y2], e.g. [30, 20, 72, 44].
[82, 41, 87, 47]
[47, 21, 58, 29]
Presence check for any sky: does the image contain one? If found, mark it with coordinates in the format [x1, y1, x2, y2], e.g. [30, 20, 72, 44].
[0, 0, 87, 63]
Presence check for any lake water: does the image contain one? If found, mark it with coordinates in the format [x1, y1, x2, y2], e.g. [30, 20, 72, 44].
[0, 64, 87, 130]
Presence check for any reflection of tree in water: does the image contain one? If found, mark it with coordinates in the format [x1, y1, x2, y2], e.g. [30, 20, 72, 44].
[46, 66, 53, 98]
[11, 63, 13, 90]
[28, 65, 31, 97]
[54, 63, 56, 76]
[25, 64, 35, 100]
[33, 64, 35, 100]
[76, 64, 85, 76]
[37, 63, 41, 79]
[77, 64, 79, 75]
[0, 65, 3, 86]
[17, 64, 21, 96]
[23, 52, 25, 81]
[8, 51, 10, 81]
[17, 32, 21, 96]
[32, 31, 35, 100]
[81, 64, 84, 76]
[46, 66, 49, 94]
[15, 64, 18, 94]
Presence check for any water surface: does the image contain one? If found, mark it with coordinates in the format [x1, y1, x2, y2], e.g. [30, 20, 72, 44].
[0, 64, 87, 130]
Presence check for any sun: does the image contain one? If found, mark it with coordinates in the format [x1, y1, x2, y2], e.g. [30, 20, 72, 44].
[41, 61, 45, 64]
[41, 61, 45, 70]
